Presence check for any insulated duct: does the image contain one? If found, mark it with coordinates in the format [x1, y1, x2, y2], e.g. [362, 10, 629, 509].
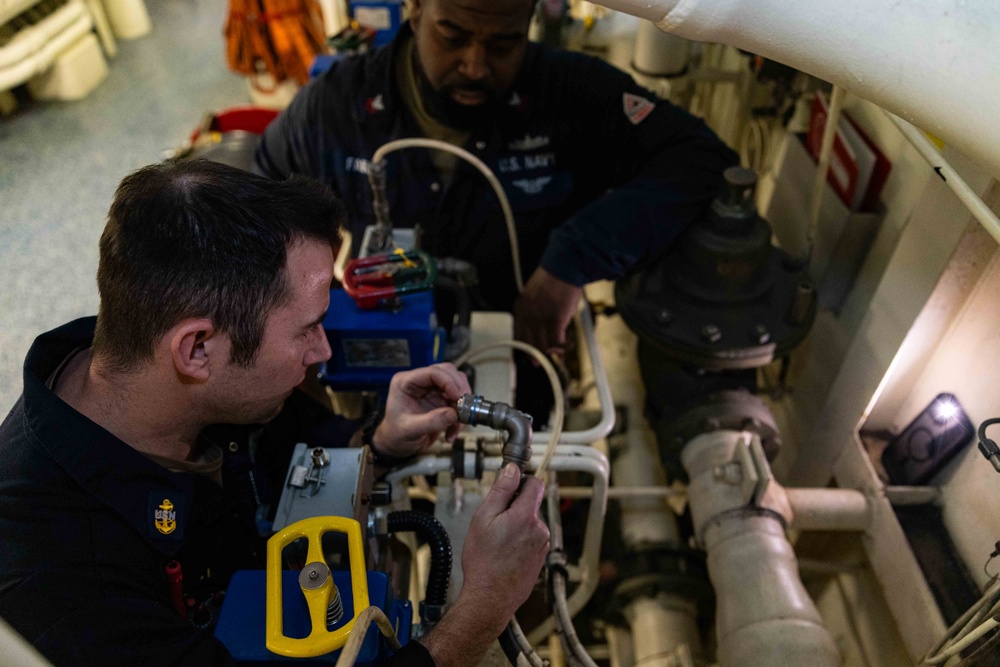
[589, 0, 1000, 178]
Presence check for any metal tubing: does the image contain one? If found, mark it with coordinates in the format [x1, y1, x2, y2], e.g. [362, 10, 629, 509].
[785, 487, 870, 532]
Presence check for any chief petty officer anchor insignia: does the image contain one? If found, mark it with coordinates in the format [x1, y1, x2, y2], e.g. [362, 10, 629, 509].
[149, 492, 185, 540]
[155, 499, 177, 535]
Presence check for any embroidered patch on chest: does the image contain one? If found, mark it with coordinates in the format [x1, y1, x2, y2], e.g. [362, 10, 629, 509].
[511, 176, 553, 195]
[508, 134, 550, 151]
[149, 492, 185, 540]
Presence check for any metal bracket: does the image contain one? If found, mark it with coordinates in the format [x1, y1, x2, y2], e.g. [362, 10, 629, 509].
[736, 432, 772, 507]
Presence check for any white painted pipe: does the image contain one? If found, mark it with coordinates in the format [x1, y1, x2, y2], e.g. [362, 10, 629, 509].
[887, 112, 1000, 248]
[703, 516, 841, 666]
[586, 281, 702, 665]
[537, 306, 616, 445]
[557, 485, 678, 499]
[586, 0, 1000, 179]
[806, 85, 846, 263]
[785, 487, 870, 532]
[682, 431, 841, 667]
[885, 485, 942, 507]
[624, 596, 701, 667]
[633, 21, 691, 77]
[388, 448, 609, 648]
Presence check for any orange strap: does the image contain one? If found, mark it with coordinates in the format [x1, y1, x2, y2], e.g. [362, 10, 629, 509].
[225, 0, 330, 87]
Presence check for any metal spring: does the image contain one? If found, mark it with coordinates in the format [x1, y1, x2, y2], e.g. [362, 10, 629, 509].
[326, 585, 344, 628]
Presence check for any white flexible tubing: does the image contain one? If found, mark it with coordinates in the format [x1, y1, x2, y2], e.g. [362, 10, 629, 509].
[334, 606, 401, 667]
[886, 111, 1000, 250]
[924, 616, 1000, 665]
[370, 138, 524, 292]
[524, 452, 609, 645]
[455, 340, 564, 480]
[922, 576, 1000, 664]
[548, 481, 601, 667]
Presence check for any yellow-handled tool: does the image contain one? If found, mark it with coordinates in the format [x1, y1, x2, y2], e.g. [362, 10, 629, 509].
[266, 516, 370, 658]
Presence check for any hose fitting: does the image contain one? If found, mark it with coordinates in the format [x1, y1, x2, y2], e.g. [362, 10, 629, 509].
[367, 160, 393, 253]
[456, 394, 533, 471]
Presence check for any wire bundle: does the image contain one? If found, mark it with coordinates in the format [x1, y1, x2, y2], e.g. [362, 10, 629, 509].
[225, 0, 328, 87]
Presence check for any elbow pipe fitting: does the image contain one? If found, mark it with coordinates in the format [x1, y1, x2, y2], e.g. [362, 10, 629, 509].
[456, 394, 533, 471]
[386, 511, 452, 609]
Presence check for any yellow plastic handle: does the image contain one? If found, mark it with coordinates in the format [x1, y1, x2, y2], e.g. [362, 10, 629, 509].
[266, 516, 370, 658]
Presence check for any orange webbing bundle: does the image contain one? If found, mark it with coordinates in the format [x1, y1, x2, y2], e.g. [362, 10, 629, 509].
[225, 0, 330, 87]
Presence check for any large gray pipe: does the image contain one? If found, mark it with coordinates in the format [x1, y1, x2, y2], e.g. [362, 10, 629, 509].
[682, 431, 841, 667]
[589, 0, 1000, 178]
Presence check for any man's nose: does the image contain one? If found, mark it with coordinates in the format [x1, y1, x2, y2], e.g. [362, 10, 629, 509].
[306, 329, 332, 366]
[459, 43, 488, 81]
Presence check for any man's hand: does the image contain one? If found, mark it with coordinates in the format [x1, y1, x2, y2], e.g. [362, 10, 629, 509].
[372, 363, 471, 459]
[419, 464, 550, 666]
[514, 267, 582, 356]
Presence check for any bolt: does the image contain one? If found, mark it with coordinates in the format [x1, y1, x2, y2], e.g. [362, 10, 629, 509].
[752, 324, 771, 344]
[701, 324, 722, 343]
[309, 570, 318, 580]
[656, 309, 673, 325]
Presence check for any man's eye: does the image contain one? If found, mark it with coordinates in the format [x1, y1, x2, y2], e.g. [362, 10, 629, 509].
[440, 34, 465, 48]
[488, 42, 515, 57]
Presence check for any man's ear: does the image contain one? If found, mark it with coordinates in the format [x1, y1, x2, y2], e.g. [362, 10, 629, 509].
[408, 0, 423, 24]
[168, 318, 221, 383]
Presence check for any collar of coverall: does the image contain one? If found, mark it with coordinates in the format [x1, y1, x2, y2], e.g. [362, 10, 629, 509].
[353, 21, 537, 135]
[20, 316, 197, 555]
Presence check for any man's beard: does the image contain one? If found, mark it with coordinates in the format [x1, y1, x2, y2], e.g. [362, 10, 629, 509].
[415, 61, 504, 130]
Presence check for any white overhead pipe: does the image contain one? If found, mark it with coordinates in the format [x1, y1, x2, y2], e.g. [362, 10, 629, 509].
[588, 0, 1000, 178]
[886, 112, 1000, 248]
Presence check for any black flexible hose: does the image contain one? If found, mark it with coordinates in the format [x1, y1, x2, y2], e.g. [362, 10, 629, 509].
[434, 274, 472, 330]
[499, 623, 524, 666]
[386, 511, 452, 607]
